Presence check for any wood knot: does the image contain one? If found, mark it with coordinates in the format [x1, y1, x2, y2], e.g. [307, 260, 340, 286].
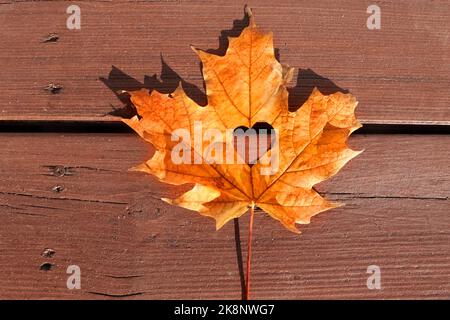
[42, 248, 55, 258]
[52, 185, 64, 193]
[42, 33, 59, 43]
[39, 262, 55, 271]
[44, 83, 63, 94]
[45, 165, 73, 177]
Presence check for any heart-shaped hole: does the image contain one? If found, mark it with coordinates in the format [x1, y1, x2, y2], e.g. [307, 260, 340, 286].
[233, 122, 276, 166]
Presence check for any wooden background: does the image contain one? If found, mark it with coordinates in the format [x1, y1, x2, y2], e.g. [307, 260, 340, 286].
[0, 0, 449, 299]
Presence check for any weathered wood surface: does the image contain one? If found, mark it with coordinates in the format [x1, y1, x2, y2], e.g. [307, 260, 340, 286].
[0, 133, 448, 299]
[0, 0, 449, 301]
[1, 0, 449, 123]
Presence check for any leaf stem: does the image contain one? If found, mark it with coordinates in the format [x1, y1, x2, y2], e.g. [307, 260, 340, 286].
[245, 205, 255, 300]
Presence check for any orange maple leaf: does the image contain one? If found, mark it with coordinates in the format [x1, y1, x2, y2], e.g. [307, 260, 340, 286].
[123, 8, 362, 234]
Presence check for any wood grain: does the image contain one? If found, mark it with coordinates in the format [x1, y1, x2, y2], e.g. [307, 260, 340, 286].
[0, 133, 448, 299]
[0, 0, 449, 123]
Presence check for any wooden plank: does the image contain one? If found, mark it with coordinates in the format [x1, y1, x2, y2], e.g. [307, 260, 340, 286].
[1, 0, 449, 123]
[0, 133, 449, 299]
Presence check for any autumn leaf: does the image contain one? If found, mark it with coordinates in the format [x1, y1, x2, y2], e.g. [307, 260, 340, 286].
[123, 8, 362, 234]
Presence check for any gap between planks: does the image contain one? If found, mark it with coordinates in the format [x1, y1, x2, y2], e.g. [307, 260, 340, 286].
[1, 118, 450, 134]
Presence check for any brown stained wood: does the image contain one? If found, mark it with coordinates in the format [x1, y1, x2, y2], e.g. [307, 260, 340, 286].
[0, 0, 449, 123]
[0, 133, 449, 299]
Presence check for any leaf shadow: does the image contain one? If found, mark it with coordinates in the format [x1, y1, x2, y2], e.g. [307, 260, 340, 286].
[100, 6, 349, 300]
[288, 69, 348, 111]
[100, 57, 207, 118]
[233, 218, 246, 300]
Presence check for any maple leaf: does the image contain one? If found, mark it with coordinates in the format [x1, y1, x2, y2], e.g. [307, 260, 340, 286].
[123, 9, 362, 234]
